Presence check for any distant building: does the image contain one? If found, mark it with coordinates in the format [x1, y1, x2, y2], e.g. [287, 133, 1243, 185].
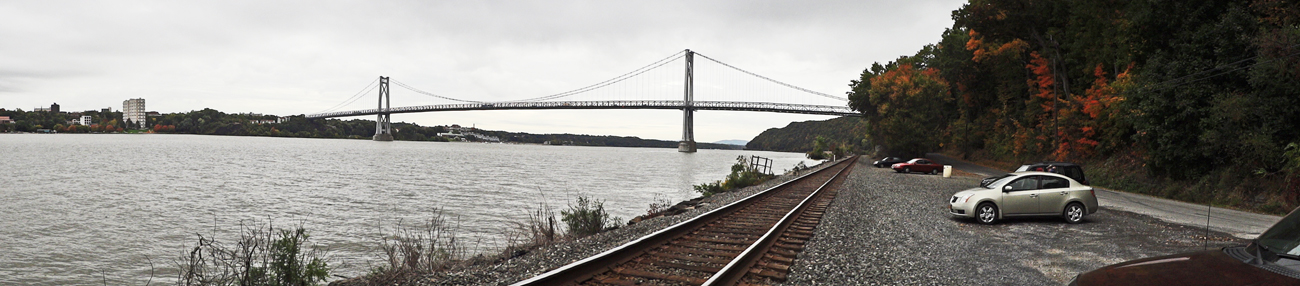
[50, 103, 60, 113]
[80, 116, 92, 126]
[249, 117, 288, 124]
[101, 108, 111, 113]
[34, 107, 49, 112]
[0, 116, 12, 124]
[123, 98, 146, 128]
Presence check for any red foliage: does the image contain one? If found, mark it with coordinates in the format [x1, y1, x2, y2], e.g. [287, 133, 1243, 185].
[152, 124, 176, 133]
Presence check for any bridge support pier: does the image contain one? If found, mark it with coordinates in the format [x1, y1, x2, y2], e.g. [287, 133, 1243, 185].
[374, 76, 394, 141]
[678, 140, 696, 152]
[679, 49, 697, 153]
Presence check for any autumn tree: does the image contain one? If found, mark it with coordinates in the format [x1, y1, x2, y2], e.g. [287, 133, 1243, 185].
[848, 55, 952, 157]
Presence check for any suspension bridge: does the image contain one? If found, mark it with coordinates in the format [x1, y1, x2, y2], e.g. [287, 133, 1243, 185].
[305, 49, 858, 152]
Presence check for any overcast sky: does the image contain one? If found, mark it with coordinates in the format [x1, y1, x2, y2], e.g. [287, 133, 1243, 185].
[1, 0, 966, 142]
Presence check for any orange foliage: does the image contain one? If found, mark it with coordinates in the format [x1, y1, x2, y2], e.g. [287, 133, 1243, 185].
[1026, 52, 1055, 101]
[1044, 63, 1133, 161]
[966, 30, 1029, 63]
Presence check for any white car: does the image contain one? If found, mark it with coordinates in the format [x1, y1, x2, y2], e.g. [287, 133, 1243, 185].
[949, 171, 1098, 224]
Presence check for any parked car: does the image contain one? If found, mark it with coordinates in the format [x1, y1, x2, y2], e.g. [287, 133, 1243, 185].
[873, 157, 908, 168]
[1068, 206, 1300, 285]
[892, 158, 943, 174]
[949, 171, 1098, 224]
[1015, 162, 1088, 185]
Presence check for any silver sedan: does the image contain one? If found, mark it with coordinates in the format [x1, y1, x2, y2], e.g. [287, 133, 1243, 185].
[949, 171, 1098, 224]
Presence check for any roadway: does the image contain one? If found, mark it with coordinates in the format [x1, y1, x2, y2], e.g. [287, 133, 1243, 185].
[925, 153, 1283, 239]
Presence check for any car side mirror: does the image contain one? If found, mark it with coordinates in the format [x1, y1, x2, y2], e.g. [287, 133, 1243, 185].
[1003, 185, 1013, 192]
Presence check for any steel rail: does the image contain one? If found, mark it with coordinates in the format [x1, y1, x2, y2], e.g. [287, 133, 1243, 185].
[510, 156, 856, 286]
[703, 156, 856, 285]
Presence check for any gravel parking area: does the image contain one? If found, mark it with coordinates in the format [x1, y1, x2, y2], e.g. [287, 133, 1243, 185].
[783, 159, 1248, 285]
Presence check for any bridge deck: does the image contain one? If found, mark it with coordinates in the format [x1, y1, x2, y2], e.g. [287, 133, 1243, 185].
[306, 100, 858, 118]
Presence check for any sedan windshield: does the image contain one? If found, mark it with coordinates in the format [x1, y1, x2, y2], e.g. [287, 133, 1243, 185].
[981, 174, 1013, 188]
[1256, 207, 1300, 258]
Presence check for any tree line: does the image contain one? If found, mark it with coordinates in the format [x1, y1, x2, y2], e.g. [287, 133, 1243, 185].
[0, 109, 127, 133]
[3, 107, 743, 150]
[850, 0, 1299, 176]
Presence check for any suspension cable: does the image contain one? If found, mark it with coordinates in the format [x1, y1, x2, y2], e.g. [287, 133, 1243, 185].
[316, 76, 381, 113]
[392, 80, 485, 103]
[500, 50, 687, 102]
[694, 53, 847, 102]
[390, 50, 687, 104]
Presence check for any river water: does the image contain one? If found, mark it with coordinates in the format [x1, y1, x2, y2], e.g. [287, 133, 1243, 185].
[0, 134, 814, 285]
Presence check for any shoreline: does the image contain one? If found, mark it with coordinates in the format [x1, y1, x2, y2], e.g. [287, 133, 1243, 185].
[331, 158, 843, 285]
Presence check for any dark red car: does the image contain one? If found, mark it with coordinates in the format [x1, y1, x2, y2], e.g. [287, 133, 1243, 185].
[1069, 206, 1300, 285]
[891, 158, 943, 174]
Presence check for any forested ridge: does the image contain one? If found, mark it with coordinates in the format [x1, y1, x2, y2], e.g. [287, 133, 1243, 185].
[745, 117, 867, 152]
[841, 0, 1300, 213]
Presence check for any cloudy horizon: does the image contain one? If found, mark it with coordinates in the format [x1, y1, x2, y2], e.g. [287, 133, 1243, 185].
[1, 0, 966, 142]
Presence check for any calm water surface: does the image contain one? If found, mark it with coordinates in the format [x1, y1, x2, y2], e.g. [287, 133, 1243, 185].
[0, 134, 815, 284]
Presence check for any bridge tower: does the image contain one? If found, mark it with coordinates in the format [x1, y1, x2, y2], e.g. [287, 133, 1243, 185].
[374, 76, 394, 141]
[678, 49, 697, 153]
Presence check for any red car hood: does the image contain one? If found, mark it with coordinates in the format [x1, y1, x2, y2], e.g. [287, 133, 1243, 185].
[1075, 249, 1298, 285]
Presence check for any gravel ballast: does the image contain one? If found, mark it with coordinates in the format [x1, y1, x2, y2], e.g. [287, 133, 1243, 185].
[782, 159, 1248, 285]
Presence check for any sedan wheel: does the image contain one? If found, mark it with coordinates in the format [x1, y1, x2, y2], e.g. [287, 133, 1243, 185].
[976, 203, 998, 225]
[931, 168, 940, 175]
[1063, 203, 1085, 224]
[903, 167, 911, 173]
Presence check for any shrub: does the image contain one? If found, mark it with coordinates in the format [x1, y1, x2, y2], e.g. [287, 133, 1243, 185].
[175, 220, 329, 286]
[512, 202, 558, 247]
[364, 212, 463, 285]
[270, 228, 330, 286]
[561, 196, 618, 237]
[693, 156, 776, 197]
[692, 181, 725, 197]
[645, 195, 674, 216]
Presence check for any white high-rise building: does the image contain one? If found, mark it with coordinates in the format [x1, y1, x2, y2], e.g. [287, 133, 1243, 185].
[80, 116, 91, 126]
[123, 98, 146, 128]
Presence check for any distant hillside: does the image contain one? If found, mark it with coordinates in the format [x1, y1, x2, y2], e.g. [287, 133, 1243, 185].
[713, 140, 748, 146]
[745, 117, 867, 152]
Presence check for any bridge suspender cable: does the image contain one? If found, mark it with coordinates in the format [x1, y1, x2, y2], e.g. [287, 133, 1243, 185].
[384, 50, 687, 104]
[391, 80, 485, 103]
[694, 53, 848, 102]
[498, 50, 688, 102]
[315, 76, 381, 114]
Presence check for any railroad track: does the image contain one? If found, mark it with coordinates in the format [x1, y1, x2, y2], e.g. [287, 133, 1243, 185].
[512, 156, 857, 286]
